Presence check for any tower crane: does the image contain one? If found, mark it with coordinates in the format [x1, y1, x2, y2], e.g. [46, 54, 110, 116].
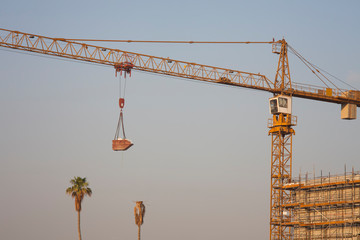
[1, 28, 359, 240]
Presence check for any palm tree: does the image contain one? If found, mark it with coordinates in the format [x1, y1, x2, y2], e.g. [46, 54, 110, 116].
[134, 201, 145, 240]
[66, 177, 92, 240]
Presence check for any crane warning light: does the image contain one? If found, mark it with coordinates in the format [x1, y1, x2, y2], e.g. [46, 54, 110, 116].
[269, 95, 292, 115]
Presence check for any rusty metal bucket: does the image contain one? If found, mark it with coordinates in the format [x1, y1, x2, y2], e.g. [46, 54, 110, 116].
[112, 139, 133, 151]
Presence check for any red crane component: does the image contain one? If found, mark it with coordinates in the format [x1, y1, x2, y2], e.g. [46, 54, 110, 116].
[119, 98, 125, 109]
[115, 62, 134, 78]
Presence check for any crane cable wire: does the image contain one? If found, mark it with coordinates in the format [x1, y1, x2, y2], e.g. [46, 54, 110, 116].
[290, 46, 357, 90]
[290, 46, 341, 90]
[114, 69, 129, 141]
[311, 65, 357, 90]
[119, 74, 127, 100]
[288, 45, 357, 92]
[288, 45, 333, 89]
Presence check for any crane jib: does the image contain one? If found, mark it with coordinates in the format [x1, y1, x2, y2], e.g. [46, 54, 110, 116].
[0, 28, 359, 110]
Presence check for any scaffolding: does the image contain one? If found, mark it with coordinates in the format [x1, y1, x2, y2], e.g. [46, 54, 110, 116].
[283, 169, 360, 240]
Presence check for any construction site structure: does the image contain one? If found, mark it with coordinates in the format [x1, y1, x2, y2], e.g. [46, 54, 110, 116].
[1, 28, 360, 240]
[283, 169, 360, 239]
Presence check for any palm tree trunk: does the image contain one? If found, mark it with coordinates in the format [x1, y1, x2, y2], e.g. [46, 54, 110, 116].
[78, 210, 82, 240]
[138, 225, 141, 240]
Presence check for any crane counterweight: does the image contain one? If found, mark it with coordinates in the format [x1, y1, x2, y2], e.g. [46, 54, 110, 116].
[340, 90, 360, 119]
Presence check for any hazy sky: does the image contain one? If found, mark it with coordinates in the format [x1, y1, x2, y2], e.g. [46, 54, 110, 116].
[1, 1, 360, 240]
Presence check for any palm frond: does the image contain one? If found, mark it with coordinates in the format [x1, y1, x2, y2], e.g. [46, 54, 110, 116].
[66, 176, 92, 212]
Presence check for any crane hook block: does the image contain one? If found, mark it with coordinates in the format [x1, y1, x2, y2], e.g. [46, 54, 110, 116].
[119, 98, 125, 109]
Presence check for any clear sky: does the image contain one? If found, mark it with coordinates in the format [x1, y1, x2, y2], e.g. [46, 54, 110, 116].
[0, 1, 359, 240]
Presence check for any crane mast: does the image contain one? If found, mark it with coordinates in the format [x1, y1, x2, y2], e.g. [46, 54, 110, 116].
[1, 28, 360, 240]
[269, 40, 295, 240]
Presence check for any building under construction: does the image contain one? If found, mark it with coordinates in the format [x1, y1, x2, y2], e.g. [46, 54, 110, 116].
[283, 169, 360, 240]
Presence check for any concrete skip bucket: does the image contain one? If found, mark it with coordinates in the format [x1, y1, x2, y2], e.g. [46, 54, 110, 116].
[112, 138, 133, 151]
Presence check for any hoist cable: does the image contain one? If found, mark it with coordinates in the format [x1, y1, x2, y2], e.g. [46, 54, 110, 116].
[114, 112, 122, 140]
[123, 76, 127, 99]
[120, 111, 126, 139]
[119, 75, 121, 98]
[115, 73, 128, 140]
[118, 74, 128, 99]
